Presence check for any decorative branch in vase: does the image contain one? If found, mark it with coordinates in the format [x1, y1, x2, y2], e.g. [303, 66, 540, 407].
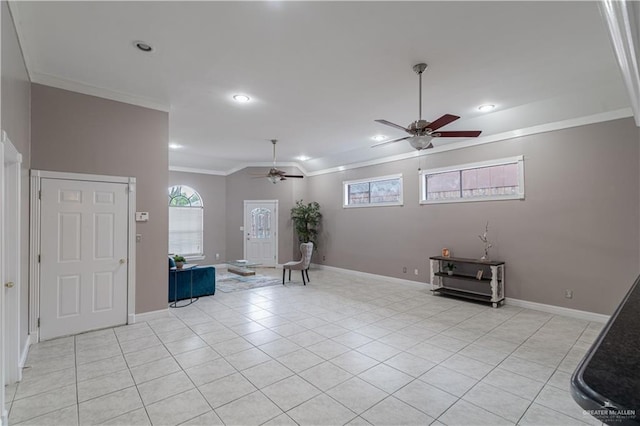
[478, 222, 492, 261]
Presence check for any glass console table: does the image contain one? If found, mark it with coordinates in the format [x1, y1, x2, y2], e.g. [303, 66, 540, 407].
[170, 264, 199, 308]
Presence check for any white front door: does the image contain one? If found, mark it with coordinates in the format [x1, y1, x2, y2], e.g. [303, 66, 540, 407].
[40, 179, 128, 340]
[243, 200, 278, 266]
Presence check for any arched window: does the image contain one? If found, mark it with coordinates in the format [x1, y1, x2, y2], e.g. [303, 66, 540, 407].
[168, 185, 204, 257]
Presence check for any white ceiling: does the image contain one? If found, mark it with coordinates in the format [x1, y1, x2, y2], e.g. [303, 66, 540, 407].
[11, 1, 632, 173]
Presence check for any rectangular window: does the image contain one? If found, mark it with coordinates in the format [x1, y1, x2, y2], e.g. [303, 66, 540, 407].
[169, 206, 204, 256]
[343, 174, 403, 208]
[420, 156, 524, 204]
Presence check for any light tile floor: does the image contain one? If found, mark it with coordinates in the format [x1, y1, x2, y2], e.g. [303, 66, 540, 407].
[6, 268, 605, 426]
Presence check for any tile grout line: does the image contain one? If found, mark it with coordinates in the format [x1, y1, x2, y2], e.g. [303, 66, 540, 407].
[513, 319, 595, 426]
[113, 326, 155, 426]
[19, 269, 600, 426]
[433, 310, 557, 425]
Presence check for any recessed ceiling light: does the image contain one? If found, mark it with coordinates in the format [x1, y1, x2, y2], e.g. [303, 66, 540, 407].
[372, 135, 387, 141]
[168, 143, 182, 150]
[233, 94, 251, 103]
[296, 155, 311, 162]
[134, 41, 154, 53]
[478, 104, 495, 112]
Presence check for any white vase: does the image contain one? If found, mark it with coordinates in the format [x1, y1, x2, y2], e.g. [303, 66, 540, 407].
[175, 261, 184, 269]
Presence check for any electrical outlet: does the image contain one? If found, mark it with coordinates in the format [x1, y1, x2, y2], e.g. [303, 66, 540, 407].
[414, 269, 419, 275]
[215, 253, 220, 260]
[403, 267, 407, 273]
[565, 289, 573, 299]
[323, 255, 326, 261]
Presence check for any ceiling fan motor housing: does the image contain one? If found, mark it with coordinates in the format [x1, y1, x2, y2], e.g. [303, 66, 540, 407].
[409, 119, 431, 133]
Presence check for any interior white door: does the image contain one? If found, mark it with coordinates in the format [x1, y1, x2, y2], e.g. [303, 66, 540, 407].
[0, 138, 6, 426]
[243, 200, 278, 266]
[2, 133, 21, 387]
[40, 179, 128, 340]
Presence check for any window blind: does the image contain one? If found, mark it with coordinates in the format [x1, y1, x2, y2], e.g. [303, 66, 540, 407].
[169, 206, 203, 256]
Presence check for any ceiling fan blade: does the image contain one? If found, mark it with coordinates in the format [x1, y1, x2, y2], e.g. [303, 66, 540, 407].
[283, 175, 304, 179]
[427, 114, 460, 131]
[435, 130, 482, 138]
[371, 136, 410, 148]
[251, 175, 268, 179]
[375, 119, 409, 132]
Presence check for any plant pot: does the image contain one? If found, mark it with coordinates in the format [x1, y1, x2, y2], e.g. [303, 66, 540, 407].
[175, 261, 184, 269]
[447, 270, 453, 276]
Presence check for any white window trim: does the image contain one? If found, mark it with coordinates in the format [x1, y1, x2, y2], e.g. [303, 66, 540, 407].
[343, 173, 404, 208]
[419, 155, 525, 205]
[168, 185, 205, 258]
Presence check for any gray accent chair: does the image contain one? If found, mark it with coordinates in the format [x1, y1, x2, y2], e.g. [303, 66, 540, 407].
[283, 242, 314, 285]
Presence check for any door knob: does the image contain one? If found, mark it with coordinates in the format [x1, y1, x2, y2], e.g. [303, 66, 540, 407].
[5, 282, 14, 288]
[119, 258, 127, 264]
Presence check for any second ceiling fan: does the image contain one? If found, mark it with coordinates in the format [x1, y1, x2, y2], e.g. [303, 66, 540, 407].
[373, 63, 482, 151]
[253, 139, 304, 184]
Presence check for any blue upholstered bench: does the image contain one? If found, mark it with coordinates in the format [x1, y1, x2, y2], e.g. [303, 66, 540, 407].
[168, 258, 216, 302]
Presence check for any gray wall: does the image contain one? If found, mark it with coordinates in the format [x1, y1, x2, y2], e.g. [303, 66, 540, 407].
[226, 166, 307, 263]
[307, 118, 640, 315]
[1, 0, 31, 352]
[30, 84, 169, 315]
[169, 171, 226, 265]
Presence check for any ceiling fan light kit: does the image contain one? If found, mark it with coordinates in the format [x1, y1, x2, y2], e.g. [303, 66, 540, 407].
[409, 135, 433, 150]
[373, 62, 482, 151]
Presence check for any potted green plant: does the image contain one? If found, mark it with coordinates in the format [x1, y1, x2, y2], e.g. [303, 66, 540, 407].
[290, 200, 321, 248]
[173, 255, 186, 269]
[445, 262, 456, 276]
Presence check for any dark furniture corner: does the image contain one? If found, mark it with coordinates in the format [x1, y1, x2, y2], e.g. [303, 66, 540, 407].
[571, 275, 640, 425]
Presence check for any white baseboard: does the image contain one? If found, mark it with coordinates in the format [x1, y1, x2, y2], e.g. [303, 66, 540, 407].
[19, 334, 31, 381]
[312, 263, 609, 323]
[20, 334, 31, 367]
[505, 297, 610, 323]
[130, 309, 170, 324]
[310, 263, 427, 289]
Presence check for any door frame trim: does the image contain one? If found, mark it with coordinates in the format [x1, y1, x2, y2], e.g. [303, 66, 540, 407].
[30, 170, 136, 341]
[243, 199, 278, 266]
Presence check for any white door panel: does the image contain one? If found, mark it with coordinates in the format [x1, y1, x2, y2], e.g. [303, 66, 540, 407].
[40, 179, 128, 340]
[2, 135, 23, 423]
[243, 201, 277, 266]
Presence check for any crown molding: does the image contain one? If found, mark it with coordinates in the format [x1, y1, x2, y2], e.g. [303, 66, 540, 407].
[169, 166, 227, 176]
[7, 1, 34, 82]
[31, 72, 170, 112]
[169, 161, 309, 177]
[168, 108, 632, 178]
[305, 107, 633, 177]
[599, 0, 640, 127]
